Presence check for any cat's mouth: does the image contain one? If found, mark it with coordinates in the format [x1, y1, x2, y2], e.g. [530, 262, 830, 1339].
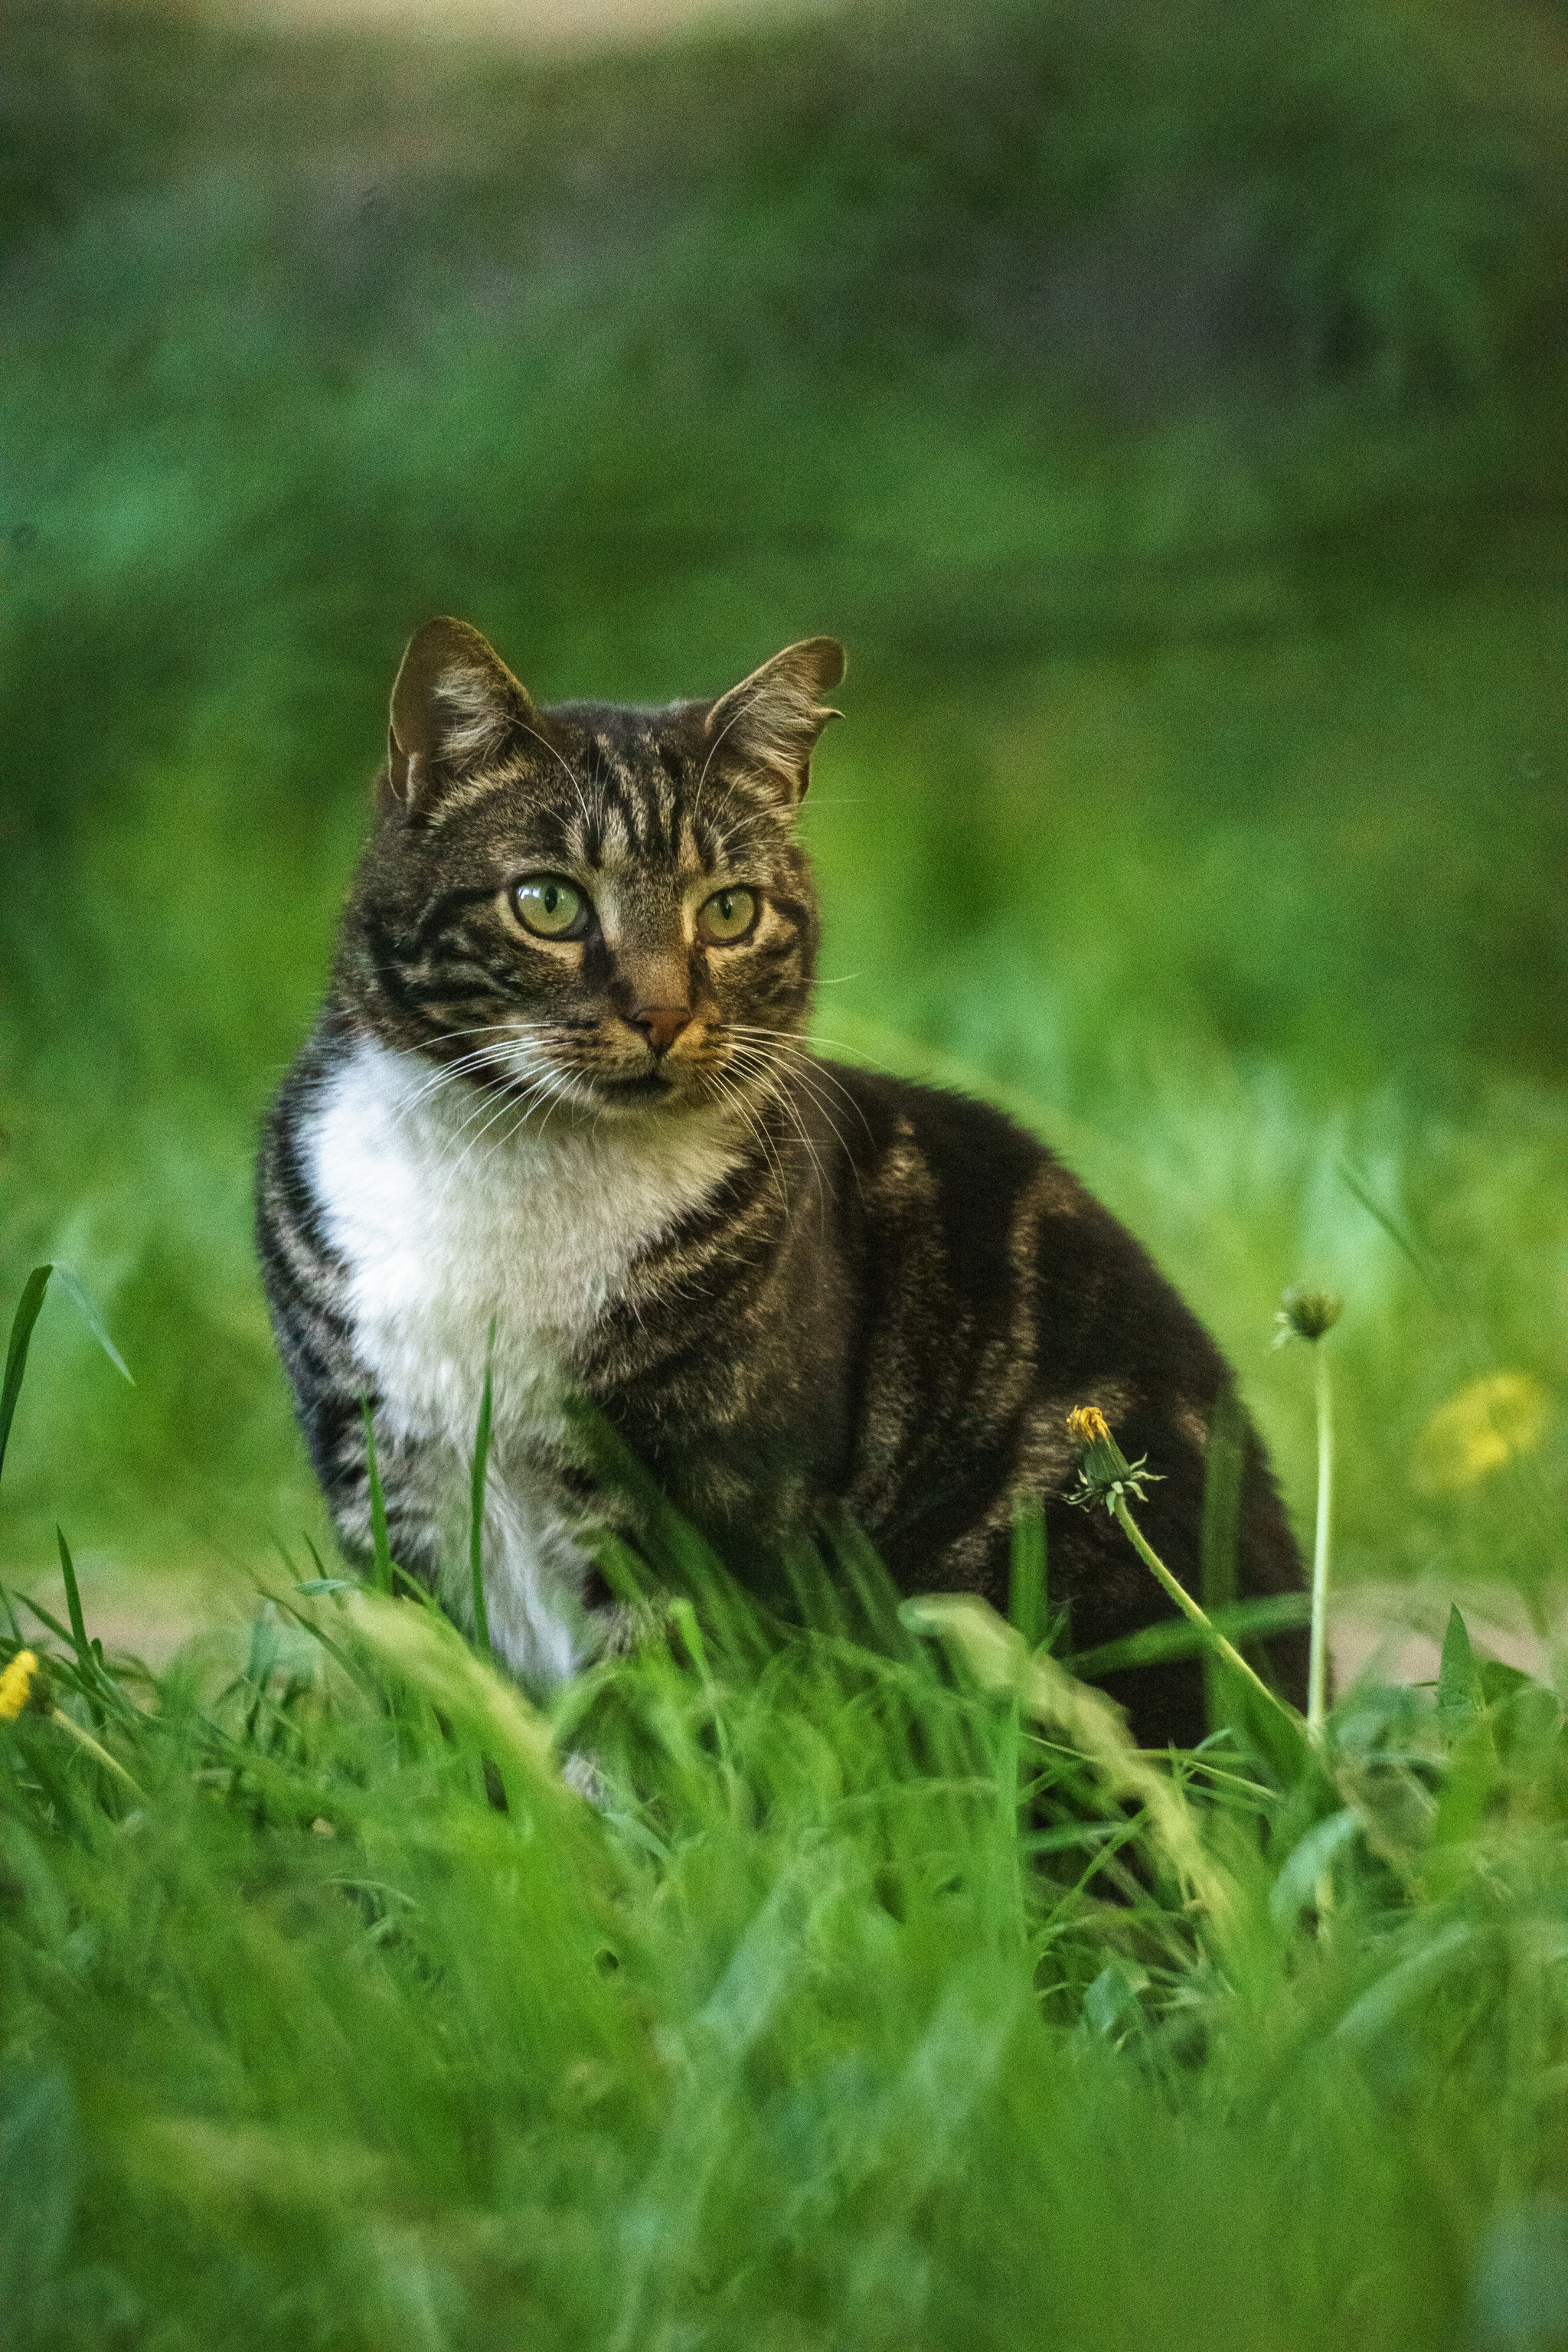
[591, 1070, 677, 1101]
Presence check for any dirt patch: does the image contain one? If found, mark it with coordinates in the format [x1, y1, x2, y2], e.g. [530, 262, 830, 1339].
[198, 0, 819, 52]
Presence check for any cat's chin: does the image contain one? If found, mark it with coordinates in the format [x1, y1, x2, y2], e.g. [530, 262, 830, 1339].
[592, 1071, 678, 1104]
[584, 1070, 721, 1121]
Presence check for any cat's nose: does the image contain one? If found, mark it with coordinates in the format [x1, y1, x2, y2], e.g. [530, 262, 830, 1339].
[626, 1004, 691, 1057]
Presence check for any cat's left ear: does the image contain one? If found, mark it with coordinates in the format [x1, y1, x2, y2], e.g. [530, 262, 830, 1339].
[704, 637, 845, 808]
[385, 616, 534, 815]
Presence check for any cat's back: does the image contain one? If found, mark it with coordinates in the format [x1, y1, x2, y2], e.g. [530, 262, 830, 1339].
[812, 1057, 1205, 1372]
[805, 1058, 1243, 1511]
[803, 1056, 1305, 1725]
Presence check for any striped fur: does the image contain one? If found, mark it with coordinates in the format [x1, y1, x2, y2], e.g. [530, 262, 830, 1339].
[257, 619, 1306, 1743]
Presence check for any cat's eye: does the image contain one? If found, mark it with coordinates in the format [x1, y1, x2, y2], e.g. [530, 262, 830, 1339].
[697, 887, 756, 943]
[514, 875, 588, 939]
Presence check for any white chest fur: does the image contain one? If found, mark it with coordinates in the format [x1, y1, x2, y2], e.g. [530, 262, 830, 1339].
[300, 1036, 740, 1677]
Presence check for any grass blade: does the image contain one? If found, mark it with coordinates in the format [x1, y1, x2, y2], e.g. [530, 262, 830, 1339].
[1067, 1591, 1312, 1680]
[0, 1266, 54, 1488]
[1008, 1491, 1047, 1652]
[54, 1527, 93, 1671]
[469, 1324, 495, 1660]
[361, 1399, 394, 1597]
[47, 1264, 134, 1385]
[1338, 1158, 1450, 1305]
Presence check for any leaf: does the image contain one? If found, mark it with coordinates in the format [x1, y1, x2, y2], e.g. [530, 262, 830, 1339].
[1200, 1383, 1246, 1739]
[1436, 1604, 1485, 1743]
[1478, 1658, 1534, 1707]
[1334, 1919, 1475, 2047]
[901, 1592, 1238, 1928]
[1082, 1959, 1150, 2041]
[2, 1265, 132, 1494]
[1269, 1808, 1363, 1927]
[1337, 1160, 1451, 1306]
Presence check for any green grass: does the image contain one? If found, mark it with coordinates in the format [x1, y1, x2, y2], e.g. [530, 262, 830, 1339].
[4, 1271, 1568, 2350]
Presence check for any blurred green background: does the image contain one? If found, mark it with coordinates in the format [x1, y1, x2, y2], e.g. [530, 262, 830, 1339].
[2, 0, 1564, 1611]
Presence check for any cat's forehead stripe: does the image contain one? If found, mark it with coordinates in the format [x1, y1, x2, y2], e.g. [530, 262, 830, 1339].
[435, 744, 775, 880]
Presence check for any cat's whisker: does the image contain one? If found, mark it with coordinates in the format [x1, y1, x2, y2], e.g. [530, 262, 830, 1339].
[724, 1032, 865, 1145]
[472, 1071, 580, 1177]
[398, 1044, 531, 1113]
[394, 1024, 564, 1116]
[725, 1050, 859, 1227]
[435, 1090, 531, 1194]
[704, 1063, 791, 1214]
[532, 1067, 590, 1145]
[724, 1027, 878, 1147]
[433, 1051, 573, 1191]
[720, 1044, 835, 1227]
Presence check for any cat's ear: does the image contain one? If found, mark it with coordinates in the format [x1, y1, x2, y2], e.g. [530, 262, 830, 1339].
[384, 616, 534, 815]
[704, 637, 844, 808]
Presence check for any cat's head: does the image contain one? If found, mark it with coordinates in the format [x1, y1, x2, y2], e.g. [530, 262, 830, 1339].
[337, 617, 843, 1125]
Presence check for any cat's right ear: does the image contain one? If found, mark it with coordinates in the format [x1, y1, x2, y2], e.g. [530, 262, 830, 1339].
[383, 617, 534, 816]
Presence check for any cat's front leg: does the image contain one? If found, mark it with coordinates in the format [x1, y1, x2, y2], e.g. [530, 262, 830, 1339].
[277, 1331, 451, 1594]
[257, 1109, 448, 1592]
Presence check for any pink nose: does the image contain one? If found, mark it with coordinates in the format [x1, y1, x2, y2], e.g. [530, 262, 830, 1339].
[627, 1004, 691, 1056]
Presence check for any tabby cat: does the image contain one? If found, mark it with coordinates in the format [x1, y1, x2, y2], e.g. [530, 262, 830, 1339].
[257, 618, 1307, 1746]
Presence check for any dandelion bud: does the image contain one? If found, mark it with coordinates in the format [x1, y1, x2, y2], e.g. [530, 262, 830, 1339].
[0, 1648, 41, 1722]
[1274, 1287, 1344, 1347]
[1067, 1403, 1129, 1478]
[1065, 1404, 1160, 1513]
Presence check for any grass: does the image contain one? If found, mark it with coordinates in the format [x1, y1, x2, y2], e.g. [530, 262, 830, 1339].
[5, 1266, 1568, 2350]
[2, 4, 1566, 2329]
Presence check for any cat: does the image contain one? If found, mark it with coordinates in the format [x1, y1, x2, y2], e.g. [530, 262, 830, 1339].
[256, 616, 1308, 1747]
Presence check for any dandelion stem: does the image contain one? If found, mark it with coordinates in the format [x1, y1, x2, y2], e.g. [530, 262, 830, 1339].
[1308, 1339, 1334, 1736]
[1109, 1494, 1298, 1730]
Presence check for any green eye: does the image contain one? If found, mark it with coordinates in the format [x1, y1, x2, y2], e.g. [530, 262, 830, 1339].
[697, 887, 756, 943]
[514, 875, 586, 939]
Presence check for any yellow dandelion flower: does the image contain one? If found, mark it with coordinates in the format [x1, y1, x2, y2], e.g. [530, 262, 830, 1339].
[1066, 1405, 1112, 1448]
[0, 1648, 41, 1721]
[1413, 1371, 1551, 1495]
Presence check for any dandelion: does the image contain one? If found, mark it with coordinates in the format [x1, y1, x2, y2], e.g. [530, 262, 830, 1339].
[1273, 1288, 1344, 1348]
[0, 1645, 143, 1794]
[1413, 1370, 1549, 1494]
[1064, 1404, 1161, 1514]
[0, 1648, 41, 1720]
